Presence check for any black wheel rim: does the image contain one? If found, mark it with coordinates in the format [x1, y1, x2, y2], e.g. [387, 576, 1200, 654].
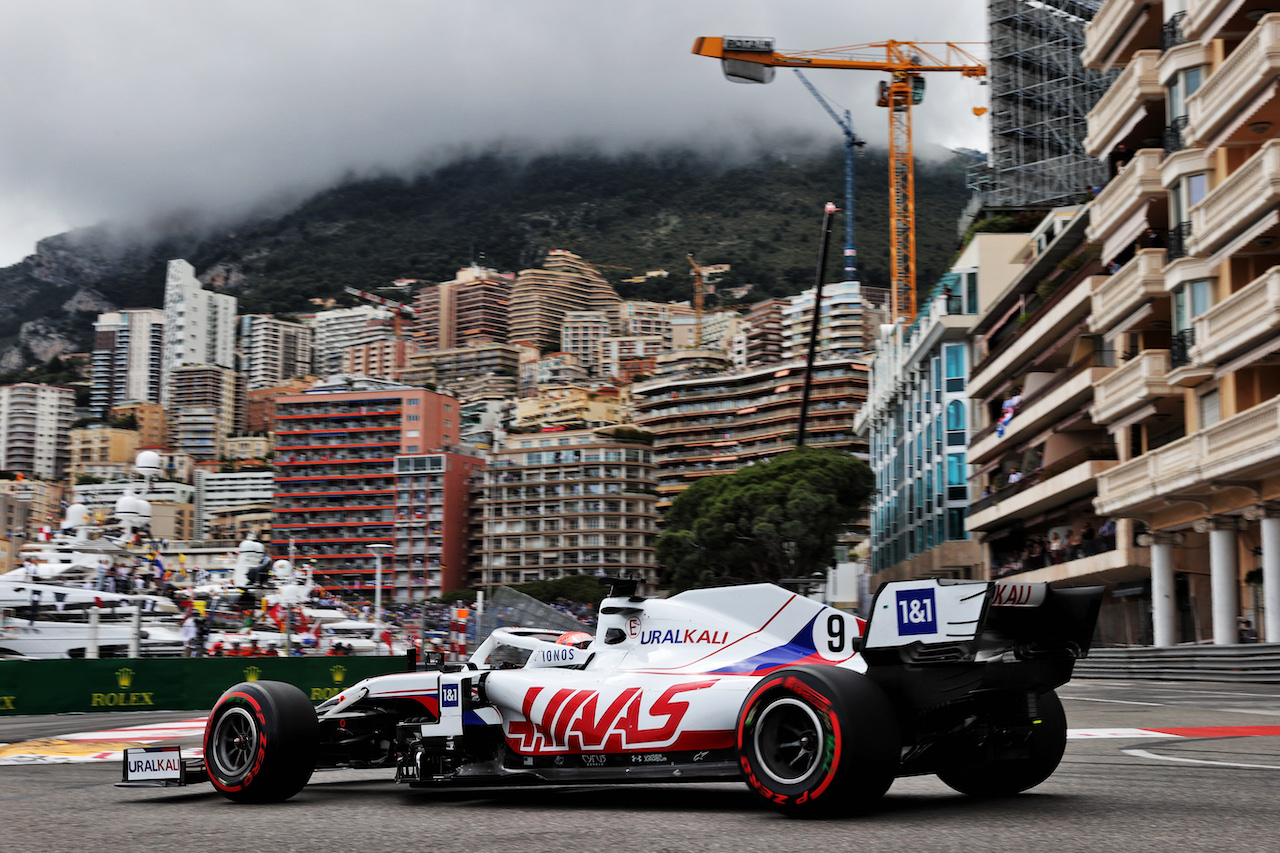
[753, 697, 824, 785]
[212, 706, 259, 777]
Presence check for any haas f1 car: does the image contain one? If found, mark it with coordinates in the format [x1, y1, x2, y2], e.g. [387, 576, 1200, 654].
[121, 578, 1101, 817]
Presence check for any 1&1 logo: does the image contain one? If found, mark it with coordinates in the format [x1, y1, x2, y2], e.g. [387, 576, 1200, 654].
[895, 589, 937, 636]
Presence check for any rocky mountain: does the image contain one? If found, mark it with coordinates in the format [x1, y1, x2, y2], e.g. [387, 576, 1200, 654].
[0, 144, 974, 370]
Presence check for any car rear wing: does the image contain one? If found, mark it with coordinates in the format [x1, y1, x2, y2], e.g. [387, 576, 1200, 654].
[862, 578, 1103, 666]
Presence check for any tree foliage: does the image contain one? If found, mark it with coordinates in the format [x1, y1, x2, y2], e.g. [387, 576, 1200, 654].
[511, 574, 607, 606]
[655, 448, 872, 592]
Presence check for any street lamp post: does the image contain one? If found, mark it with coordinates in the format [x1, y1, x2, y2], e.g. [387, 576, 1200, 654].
[367, 543, 392, 647]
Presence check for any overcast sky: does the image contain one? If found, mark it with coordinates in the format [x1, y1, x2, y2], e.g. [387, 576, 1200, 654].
[0, 0, 988, 266]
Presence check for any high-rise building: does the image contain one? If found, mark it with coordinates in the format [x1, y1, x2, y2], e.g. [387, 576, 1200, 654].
[478, 427, 661, 594]
[342, 339, 418, 381]
[239, 314, 313, 391]
[782, 281, 869, 361]
[168, 365, 242, 461]
[310, 305, 394, 376]
[194, 469, 275, 541]
[91, 309, 165, 416]
[855, 232, 1027, 584]
[160, 260, 237, 406]
[407, 339, 523, 402]
[736, 298, 789, 368]
[598, 336, 665, 382]
[0, 383, 74, 480]
[414, 266, 515, 351]
[110, 401, 167, 447]
[632, 357, 868, 508]
[1081, 1, 1280, 645]
[270, 377, 480, 598]
[561, 311, 612, 376]
[509, 251, 622, 352]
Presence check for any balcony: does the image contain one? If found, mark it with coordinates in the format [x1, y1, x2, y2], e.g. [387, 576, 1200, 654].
[1091, 350, 1177, 424]
[1083, 0, 1162, 69]
[1089, 249, 1167, 334]
[1186, 0, 1270, 43]
[1095, 394, 1280, 516]
[1087, 149, 1166, 247]
[1189, 140, 1280, 258]
[966, 452, 1120, 533]
[1186, 14, 1280, 148]
[969, 276, 1097, 399]
[1084, 50, 1163, 158]
[969, 366, 1112, 466]
[1193, 266, 1280, 366]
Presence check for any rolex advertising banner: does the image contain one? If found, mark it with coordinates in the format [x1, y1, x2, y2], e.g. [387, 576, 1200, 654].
[0, 656, 411, 716]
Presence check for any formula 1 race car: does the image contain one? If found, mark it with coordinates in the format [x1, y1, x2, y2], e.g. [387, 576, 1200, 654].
[121, 577, 1102, 817]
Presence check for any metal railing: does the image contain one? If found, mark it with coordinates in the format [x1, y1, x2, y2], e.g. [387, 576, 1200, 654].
[1170, 327, 1196, 368]
[1167, 220, 1192, 261]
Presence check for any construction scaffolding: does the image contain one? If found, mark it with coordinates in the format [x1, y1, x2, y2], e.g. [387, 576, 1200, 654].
[968, 0, 1116, 211]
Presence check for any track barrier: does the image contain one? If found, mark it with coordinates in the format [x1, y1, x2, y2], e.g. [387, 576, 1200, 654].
[0, 655, 412, 716]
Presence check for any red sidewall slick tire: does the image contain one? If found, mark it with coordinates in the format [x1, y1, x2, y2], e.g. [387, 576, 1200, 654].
[736, 666, 900, 818]
[204, 680, 319, 803]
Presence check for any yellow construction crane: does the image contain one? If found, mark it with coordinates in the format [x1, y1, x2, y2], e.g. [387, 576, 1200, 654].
[686, 254, 707, 348]
[692, 36, 986, 322]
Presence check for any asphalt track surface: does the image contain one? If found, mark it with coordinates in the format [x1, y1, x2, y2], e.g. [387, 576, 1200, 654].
[5, 678, 1280, 853]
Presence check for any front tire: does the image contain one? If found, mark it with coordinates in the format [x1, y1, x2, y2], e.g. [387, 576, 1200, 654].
[204, 680, 319, 803]
[737, 666, 900, 818]
[936, 689, 1067, 797]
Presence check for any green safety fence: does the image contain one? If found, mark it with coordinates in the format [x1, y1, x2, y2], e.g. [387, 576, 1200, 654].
[0, 656, 413, 716]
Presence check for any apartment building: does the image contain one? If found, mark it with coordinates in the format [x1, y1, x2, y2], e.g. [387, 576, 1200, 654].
[405, 339, 523, 401]
[110, 401, 167, 447]
[342, 338, 418, 381]
[68, 424, 141, 481]
[0, 383, 74, 480]
[631, 357, 868, 507]
[168, 364, 243, 461]
[782, 281, 869, 360]
[414, 266, 514, 350]
[561, 311, 611, 376]
[855, 232, 1028, 585]
[0, 478, 64, 540]
[508, 250, 622, 352]
[193, 469, 275, 540]
[239, 314, 313, 391]
[270, 377, 478, 598]
[519, 352, 589, 396]
[160, 260, 237, 406]
[477, 427, 660, 594]
[311, 305, 394, 376]
[91, 308, 165, 415]
[962, 207, 1156, 645]
[512, 386, 629, 431]
[598, 336, 665, 382]
[1082, 0, 1280, 644]
[735, 298, 789, 368]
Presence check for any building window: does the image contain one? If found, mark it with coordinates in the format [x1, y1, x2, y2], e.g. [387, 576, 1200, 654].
[945, 401, 966, 446]
[965, 272, 978, 315]
[1198, 388, 1221, 429]
[943, 344, 965, 392]
[946, 453, 965, 487]
[1172, 278, 1215, 332]
[946, 507, 968, 541]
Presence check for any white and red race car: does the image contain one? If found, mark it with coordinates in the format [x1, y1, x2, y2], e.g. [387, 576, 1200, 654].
[121, 577, 1101, 817]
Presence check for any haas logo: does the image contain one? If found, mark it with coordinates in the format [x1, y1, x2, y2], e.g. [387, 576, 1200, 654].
[507, 681, 717, 754]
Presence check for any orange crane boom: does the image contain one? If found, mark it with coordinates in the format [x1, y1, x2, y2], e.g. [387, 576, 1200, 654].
[692, 36, 986, 323]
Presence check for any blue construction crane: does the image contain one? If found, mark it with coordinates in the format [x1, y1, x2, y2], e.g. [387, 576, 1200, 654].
[794, 69, 865, 282]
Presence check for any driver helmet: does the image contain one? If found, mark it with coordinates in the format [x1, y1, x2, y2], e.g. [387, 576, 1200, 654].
[554, 631, 594, 650]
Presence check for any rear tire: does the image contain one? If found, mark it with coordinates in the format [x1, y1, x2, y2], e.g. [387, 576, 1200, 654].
[204, 680, 319, 803]
[736, 666, 900, 818]
[936, 689, 1067, 797]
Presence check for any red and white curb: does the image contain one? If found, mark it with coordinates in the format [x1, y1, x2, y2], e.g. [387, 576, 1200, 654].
[0, 717, 206, 765]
